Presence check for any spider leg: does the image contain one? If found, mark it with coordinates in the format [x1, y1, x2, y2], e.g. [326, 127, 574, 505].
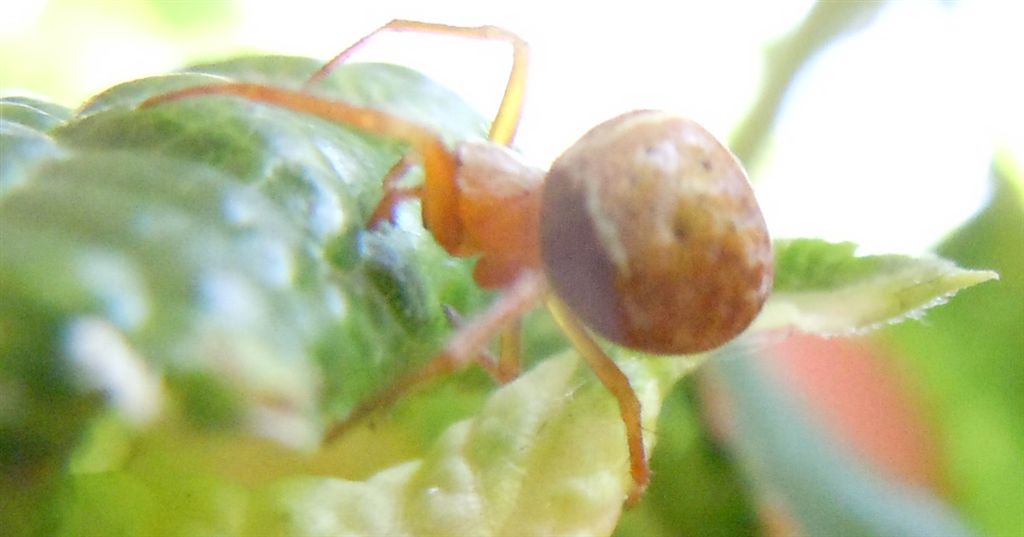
[323, 270, 546, 443]
[303, 19, 529, 145]
[545, 296, 650, 507]
[142, 84, 466, 251]
[366, 154, 421, 228]
[443, 305, 518, 383]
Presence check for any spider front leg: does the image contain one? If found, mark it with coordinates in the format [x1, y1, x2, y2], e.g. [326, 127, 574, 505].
[143, 84, 463, 249]
[303, 19, 529, 145]
[323, 271, 546, 443]
[305, 19, 531, 230]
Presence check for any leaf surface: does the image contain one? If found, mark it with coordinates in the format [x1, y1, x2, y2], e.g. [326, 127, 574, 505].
[756, 238, 998, 336]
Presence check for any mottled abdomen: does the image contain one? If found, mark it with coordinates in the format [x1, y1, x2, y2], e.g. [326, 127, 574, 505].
[540, 111, 772, 354]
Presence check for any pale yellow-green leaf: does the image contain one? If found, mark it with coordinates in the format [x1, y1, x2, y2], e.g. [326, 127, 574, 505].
[254, 351, 696, 537]
[754, 239, 998, 336]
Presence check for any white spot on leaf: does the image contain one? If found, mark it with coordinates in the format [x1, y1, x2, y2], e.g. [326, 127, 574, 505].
[65, 317, 163, 424]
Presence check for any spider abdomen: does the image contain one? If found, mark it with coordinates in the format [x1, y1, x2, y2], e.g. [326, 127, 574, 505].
[540, 110, 773, 354]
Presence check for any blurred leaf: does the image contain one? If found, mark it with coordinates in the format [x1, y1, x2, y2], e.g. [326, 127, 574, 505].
[0, 119, 65, 195]
[75, 73, 231, 116]
[251, 353, 688, 537]
[46, 352, 693, 537]
[1, 97, 72, 130]
[755, 238, 998, 335]
[712, 344, 980, 537]
[48, 58, 495, 420]
[0, 57, 491, 535]
[187, 58, 489, 146]
[0, 98, 70, 196]
[882, 158, 1024, 537]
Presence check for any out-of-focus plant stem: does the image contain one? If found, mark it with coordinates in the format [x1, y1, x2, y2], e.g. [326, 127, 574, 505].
[729, 0, 886, 168]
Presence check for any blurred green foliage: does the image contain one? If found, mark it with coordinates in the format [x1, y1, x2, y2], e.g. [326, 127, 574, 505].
[884, 159, 1024, 537]
[0, 57, 490, 535]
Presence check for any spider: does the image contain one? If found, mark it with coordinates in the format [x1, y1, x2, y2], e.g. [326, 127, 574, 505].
[142, 19, 773, 506]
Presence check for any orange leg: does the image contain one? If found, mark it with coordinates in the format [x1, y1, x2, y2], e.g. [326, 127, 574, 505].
[323, 271, 546, 444]
[142, 21, 530, 251]
[545, 296, 650, 507]
[303, 19, 530, 146]
[302, 19, 533, 384]
[141, 84, 464, 251]
[366, 155, 421, 228]
[442, 305, 518, 384]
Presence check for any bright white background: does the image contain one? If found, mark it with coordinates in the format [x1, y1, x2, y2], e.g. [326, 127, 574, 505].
[3, 0, 1022, 255]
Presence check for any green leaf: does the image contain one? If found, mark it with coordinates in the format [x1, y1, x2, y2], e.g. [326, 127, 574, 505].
[31, 58, 493, 425]
[755, 238, 998, 335]
[75, 73, 230, 116]
[0, 119, 65, 195]
[252, 353, 689, 537]
[50, 351, 692, 537]
[1, 57, 493, 534]
[0, 97, 72, 130]
[187, 58, 488, 145]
